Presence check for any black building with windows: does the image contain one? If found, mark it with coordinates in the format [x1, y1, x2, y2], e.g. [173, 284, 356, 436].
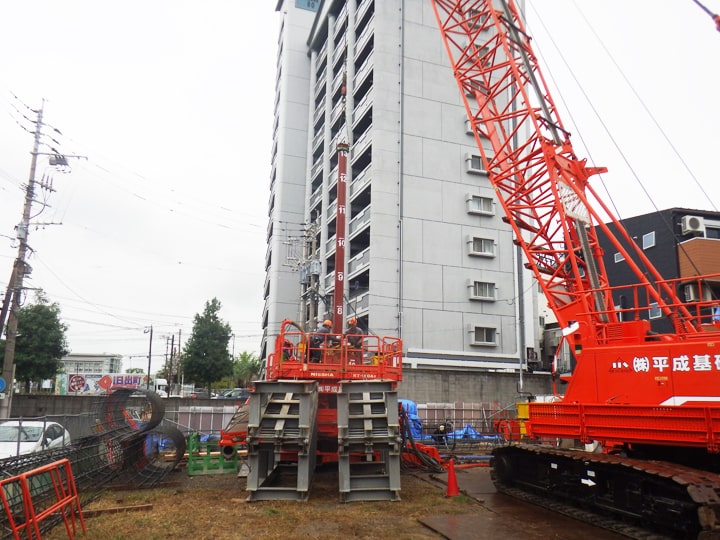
[596, 207, 720, 334]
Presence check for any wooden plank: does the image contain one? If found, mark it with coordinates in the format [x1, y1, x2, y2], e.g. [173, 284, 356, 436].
[82, 504, 153, 517]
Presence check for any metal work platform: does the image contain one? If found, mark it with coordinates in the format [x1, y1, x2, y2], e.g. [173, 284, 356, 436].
[186, 432, 238, 476]
[337, 380, 401, 502]
[245, 380, 318, 501]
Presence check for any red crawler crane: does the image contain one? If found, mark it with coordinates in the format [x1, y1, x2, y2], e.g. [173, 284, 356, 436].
[432, 0, 720, 536]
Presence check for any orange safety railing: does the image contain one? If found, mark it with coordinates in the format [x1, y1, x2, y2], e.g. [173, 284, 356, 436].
[0, 458, 86, 539]
[265, 320, 402, 384]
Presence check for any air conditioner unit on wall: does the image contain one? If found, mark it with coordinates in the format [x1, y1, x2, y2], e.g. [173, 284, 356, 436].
[681, 215, 706, 235]
[684, 283, 699, 302]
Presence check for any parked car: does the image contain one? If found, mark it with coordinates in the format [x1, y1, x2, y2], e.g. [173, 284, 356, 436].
[189, 389, 216, 399]
[0, 420, 72, 459]
[215, 388, 251, 401]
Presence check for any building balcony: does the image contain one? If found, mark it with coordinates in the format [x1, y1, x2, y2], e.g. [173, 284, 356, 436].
[328, 166, 339, 190]
[348, 247, 370, 276]
[330, 99, 345, 126]
[351, 292, 370, 314]
[350, 165, 371, 198]
[325, 270, 335, 290]
[310, 185, 322, 210]
[353, 53, 373, 88]
[351, 129, 372, 161]
[326, 234, 336, 254]
[352, 92, 373, 127]
[349, 205, 371, 236]
[315, 67, 327, 97]
[356, 0, 373, 28]
[312, 130, 324, 152]
[355, 19, 374, 55]
[334, 7, 348, 39]
[313, 103, 325, 125]
[327, 199, 338, 221]
[310, 157, 323, 179]
[333, 36, 346, 64]
[332, 69, 345, 94]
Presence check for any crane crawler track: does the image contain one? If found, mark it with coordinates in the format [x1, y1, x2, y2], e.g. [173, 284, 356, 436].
[491, 444, 720, 539]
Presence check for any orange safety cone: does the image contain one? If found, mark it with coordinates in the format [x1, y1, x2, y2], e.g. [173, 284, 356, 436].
[445, 458, 460, 497]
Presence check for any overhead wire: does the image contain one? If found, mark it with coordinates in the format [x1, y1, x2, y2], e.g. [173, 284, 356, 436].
[0, 94, 265, 236]
[49, 128, 266, 232]
[529, 1, 717, 214]
[691, 0, 720, 31]
[570, 0, 718, 213]
[0, 88, 267, 234]
[528, 2, 718, 284]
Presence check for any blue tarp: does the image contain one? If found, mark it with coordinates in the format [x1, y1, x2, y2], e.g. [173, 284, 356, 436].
[399, 399, 423, 440]
[399, 400, 502, 443]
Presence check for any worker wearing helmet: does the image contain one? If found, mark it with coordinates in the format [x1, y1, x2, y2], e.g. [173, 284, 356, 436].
[309, 319, 338, 362]
[345, 317, 364, 349]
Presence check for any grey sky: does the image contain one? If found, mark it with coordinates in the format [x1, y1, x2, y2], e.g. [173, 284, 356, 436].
[0, 2, 278, 371]
[527, 1, 720, 219]
[0, 1, 718, 373]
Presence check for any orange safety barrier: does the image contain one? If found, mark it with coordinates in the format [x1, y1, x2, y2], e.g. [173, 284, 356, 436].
[0, 458, 86, 539]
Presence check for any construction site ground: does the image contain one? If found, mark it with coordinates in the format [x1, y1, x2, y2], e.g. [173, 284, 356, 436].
[43, 460, 626, 540]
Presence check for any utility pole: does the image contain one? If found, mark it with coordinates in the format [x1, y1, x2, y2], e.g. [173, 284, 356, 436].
[168, 333, 175, 393]
[0, 101, 44, 419]
[177, 329, 182, 394]
[144, 325, 153, 389]
[306, 221, 320, 330]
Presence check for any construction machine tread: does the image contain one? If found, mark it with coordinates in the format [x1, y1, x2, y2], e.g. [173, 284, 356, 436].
[492, 444, 720, 539]
[497, 483, 672, 540]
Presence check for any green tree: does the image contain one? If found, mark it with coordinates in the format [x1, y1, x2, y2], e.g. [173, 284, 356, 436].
[182, 298, 233, 393]
[126, 367, 145, 374]
[0, 291, 69, 393]
[234, 351, 261, 387]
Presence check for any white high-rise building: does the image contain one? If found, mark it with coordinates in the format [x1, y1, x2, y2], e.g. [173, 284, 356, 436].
[263, 0, 539, 384]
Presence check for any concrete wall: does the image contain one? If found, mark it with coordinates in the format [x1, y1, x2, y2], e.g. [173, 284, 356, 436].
[397, 369, 553, 405]
[10, 370, 554, 436]
[9, 394, 219, 420]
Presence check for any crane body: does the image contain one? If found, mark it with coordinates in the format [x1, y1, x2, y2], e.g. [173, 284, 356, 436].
[432, 0, 720, 535]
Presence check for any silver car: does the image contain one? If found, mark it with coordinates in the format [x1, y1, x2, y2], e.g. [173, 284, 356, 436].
[0, 420, 72, 459]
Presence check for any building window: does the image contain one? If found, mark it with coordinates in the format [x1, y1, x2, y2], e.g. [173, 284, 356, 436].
[471, 326, 496, 346]
[465, 80, 490, 98]
[470, 281, 495, 301]
[706, 226, 720, 239]
[466, 154, 487, 174]
[648, 302, 661, 319]
[467, 9, 490, 29]
[614, 252, 624, 263]
[642, 231, 655, 249]
[469, 237, 495, 257]
[466, 194, 494, 215]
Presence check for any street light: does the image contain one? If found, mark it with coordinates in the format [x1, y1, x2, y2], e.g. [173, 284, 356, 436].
[144, 326, 153, 389]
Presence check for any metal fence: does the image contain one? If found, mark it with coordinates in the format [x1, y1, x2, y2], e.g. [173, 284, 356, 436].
[407, 401, 517, 452]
